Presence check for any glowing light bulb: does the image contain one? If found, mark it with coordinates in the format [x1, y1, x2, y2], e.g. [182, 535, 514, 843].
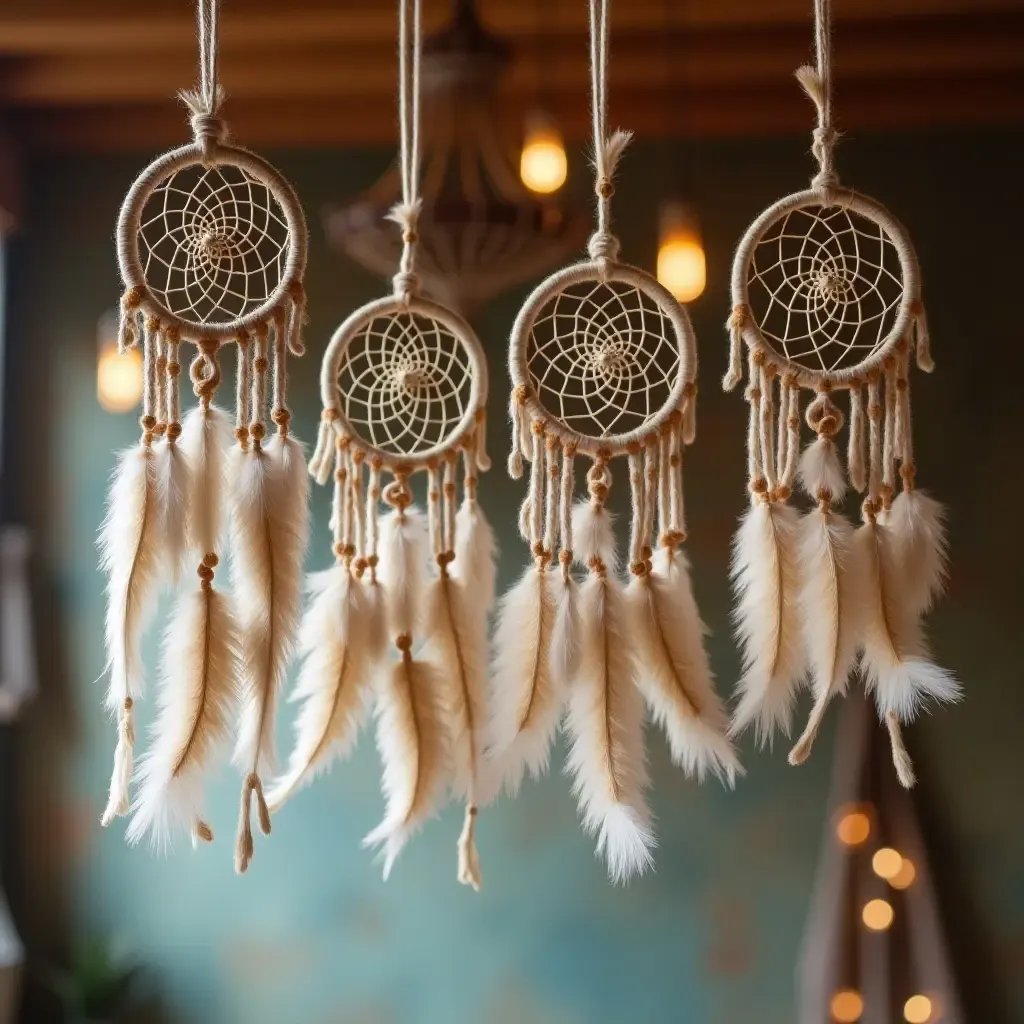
[657, 201, 706, 303]
[520, 114, 567, 194]
[873, 847, 904, 881]
[862, 898, 895, 931]
[890, 858, 917, 890]
[97, 309, 144, 414]
[830, 989, 864, 1022]
[835, 805, 872, 846]
[904, 995, 935, 1023]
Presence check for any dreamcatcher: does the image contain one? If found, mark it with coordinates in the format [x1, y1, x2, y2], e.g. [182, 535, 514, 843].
[493, 0, 738, 884]
[100, 0, 310, 873]
[724, 0, 958, 787]
[273, 0, 493, 890]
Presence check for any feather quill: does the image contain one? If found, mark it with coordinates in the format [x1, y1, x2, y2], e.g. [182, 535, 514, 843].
[565, 502, 654, 884]
[628, 547, 741, 785]
[364, 506, 447, 877]
[99, 444, 161, 826]
[265, 565, 376, 811]
[729, 500, 805, 744]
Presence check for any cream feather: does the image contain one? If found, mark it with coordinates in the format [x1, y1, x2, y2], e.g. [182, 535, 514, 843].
[451, 498, 497, 613]
[729, 500, 805, 744]
[798, 437, 847, 503]
[887, 489, 948, 615]
[486, 563, 558, 796]
[99, 444, 162, 825]
[364, 506, 446, 877]
[628, 547, 741, 786]
[231, 434, 310, 781]
[126, 586, 240, 850]
[789, 507, 864, 765]
[152, 435, 189, 582]
[549, 571, 581, 693]
[265, 565, 376, 811]
[856, 520, 960, 725]
[180, 404, 232, 556]
[564, 500, 654, 884]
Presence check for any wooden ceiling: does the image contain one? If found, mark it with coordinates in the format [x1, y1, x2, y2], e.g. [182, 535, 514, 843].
[0, 0, 1022, 152]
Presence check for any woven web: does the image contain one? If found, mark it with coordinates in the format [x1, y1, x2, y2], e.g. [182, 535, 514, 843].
[527, 281, 679, 439]
[137, 164, 290, 325]
[747, 204, 904, 373]
[338, 312, 474, 456]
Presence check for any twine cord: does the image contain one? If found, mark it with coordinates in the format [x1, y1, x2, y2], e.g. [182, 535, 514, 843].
[797, 0, 839, 192]
[182, 0, 226, 158]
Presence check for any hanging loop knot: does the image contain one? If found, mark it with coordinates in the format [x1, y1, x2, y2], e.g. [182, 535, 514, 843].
[586, 454, 612, 507]
[383, 475, 412, 512]
[587, 230, 621, 267]
[190, 341, 222, 401]
[392, 271, 421, 303]
[806, 391, 843, 438]
[189, 112, 226, 162]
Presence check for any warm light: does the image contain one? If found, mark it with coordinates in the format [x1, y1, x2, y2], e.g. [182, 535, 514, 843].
[520, 114, 567, 194]
[97, 341, 143, 413]
[835, 805, 872, 846]
[890, 858, 917, 890]
[656, 201, 706, 302]
[904, 995, 935, 1023]
[872, 847, 904, 881]
[862, 898, 895, 931]
[830, 989, 864, 1022]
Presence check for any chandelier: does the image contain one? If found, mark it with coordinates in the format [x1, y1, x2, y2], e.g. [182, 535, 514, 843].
[325, 0, 587, 314]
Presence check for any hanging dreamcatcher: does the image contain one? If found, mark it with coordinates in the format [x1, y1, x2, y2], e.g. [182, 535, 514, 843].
[492, 0, 739, 884]
[724, 0, 958, 787]
[274, 0, 493, 890]
[100, 0, 310, 873]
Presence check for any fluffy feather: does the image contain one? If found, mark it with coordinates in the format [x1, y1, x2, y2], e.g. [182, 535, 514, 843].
[549, 571, 581, 692]
[451, 499, 497, 612]
[856, 521, 960, 724]
[152, 436, 189, 581]
[486, 563, 557, 796]
[180, 404, 232, 556]
[363, 654, 447, 878]
[376, 506, 427, 637]
[798, 437, 848, 504]
[790, 508, 864, 765]
[628, 548, 741, 785]
[231, 434, 310, 781]
[127, 586, 240, 849]
[566, 561, 654, 884]
[887, 489, 948, 615]
[265, 566, 376, 811]
[729, 500, 805, 744]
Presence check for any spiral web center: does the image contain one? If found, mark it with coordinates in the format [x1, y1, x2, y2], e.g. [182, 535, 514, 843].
[137, 163, 290, 326]
[746, 204, 904, 374]
[526, 280, 679, 440]
[338, 312, 473, 456]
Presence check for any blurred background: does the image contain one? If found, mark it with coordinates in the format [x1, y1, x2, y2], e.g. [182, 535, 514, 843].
[0, 1, 1022, 1022]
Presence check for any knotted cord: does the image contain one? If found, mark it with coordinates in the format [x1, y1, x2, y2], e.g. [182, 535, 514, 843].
[796, 0, 839, 192]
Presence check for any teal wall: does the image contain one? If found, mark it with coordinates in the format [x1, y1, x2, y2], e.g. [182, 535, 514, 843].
[4, 129, 1023, 1024]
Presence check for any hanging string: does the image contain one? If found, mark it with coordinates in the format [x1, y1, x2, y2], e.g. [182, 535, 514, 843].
[795, 0, 839, 192]
[427, 461, 443, 561]
[249, 325, 269, 451]
[351, 450, 366, 569]
[866, 373, 883, 505]
[182, 0, 226, 160]
[271, 309, 291, 439]
[780, 377, 802, 491]
[529, 423, 546, 560]
[848, 384, 867, 493]
[333, 440, 353, 563]
[559, 442, 576, 579]
[234, 332, 251, 450]
[627, 443, 645, 572]
[544, 436, 559, 560]
[642, 437, 658, 563]
[443, 452, 458, 558]
[881, 357, 897, 508]
[775, 375, 790, 486]
[758, 362, 777, 494]
[366, 457, 383, 580]
[152, 323, 167, 438]
[388, 0, 423, 302]
[895, 346, 915, 492]
[745, 350, 766, 495]
[586, 0, 629, 267]
[165, 330, 182, 442]
[141, 319, 159, 447]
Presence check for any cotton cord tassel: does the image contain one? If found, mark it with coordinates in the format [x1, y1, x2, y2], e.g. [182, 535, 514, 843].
[790, 392, 864, 766]
[231, 327, 310, 872]
[100, 326, 163, 826]
[723, 305, 746, 392]
[128, 347, 239, 848]
[566, 475, 654, 884]
[364, 488, 446, 878]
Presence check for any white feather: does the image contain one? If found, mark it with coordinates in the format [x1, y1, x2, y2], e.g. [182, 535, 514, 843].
[450, 499, 497, 614]
[628, 548, 741, 786]
[566, 562, 654, 885]
[790, 508, 865, 764]
[856, 521, 961, 722]
[100, 445, 161, 711]
[127, 587, 239, 850]
[549, 571, 581, 692]
[152, 436, 189, 582]
[572, 499, 617, 570]
[486, 563, 557, 796]
[266, 566, 377, 811]
[887, 489, 948, 615]
[376, 507, 427, 638]
[729, 500, 805, 744]
[798, 437, 848, 503]
[231, 434, 310, 780]
[180, 404, 232, 557]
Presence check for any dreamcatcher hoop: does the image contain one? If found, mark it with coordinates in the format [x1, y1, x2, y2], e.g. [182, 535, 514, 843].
[509, 259, 695, 457]
[730, 186, 920, 388]
[116, 141, 307, 344]
[318, 293, 487, 471]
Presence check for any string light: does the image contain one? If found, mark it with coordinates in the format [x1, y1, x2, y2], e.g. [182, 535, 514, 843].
[835, 805, 872, 846]
[520, 113, 568, 195]
[862, 898, 895, 931]
[656, 200, 706, 303]
[904, 995, 935, 1023]
[890, 858, 917, 890]
[97, 310, 143, 413]
[830, 990, 864, 1022]
[872, 847, 904, 881]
